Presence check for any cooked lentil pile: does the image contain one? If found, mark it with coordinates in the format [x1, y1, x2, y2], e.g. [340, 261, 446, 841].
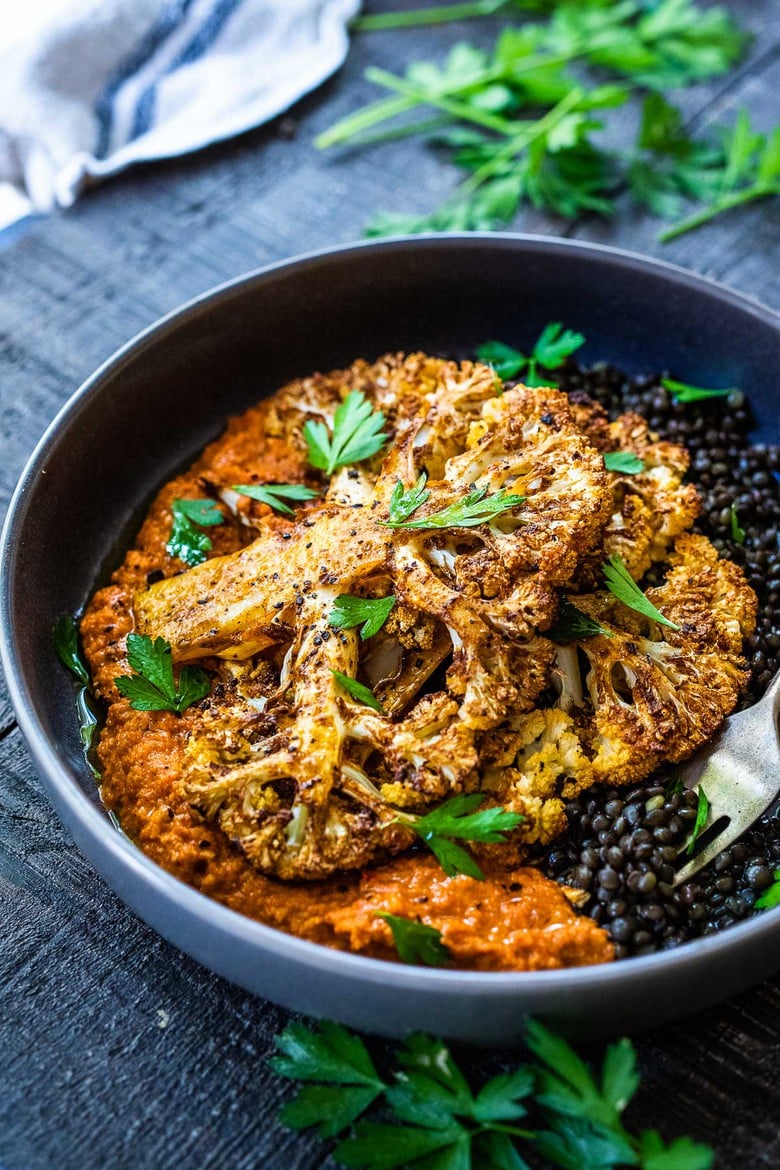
[541, 362, 780, 958]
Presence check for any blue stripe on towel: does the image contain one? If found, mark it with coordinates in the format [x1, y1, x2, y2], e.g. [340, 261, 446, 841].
[94, 0, 197, 160]
[129, 0, 245, 143]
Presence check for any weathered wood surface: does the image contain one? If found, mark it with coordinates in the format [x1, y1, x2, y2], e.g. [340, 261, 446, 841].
[1, 3, 779, 1167]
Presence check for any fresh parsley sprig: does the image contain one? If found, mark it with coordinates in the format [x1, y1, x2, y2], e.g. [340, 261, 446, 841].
[548, 597, 613, 643]
[271, 1021, 386, 1139]
[272, 1017, 714, 1170]
[685, 786, 710, 855]
[322, 2, 751, 238]
[660, 111, 780, 242]
[604, 451, 646, 475]
[167, 498, 224, 567]
[395, 793, 523, 880]
[528, 1019, 714, 1170]
[54, 614, 100, 777]
[329, 595, 396, 640]
[305, 391, 388, 476]
[352, 0, 510, 30]
[331, 670, 384, 713]
[233, 482, 318, 516]
[627, 93, 726, 221]
[603, 554, 680, 632]
[387, 472, 430, 525]
[755, 869, 780, 911]
[661, 377, 738, 403]
[376, 913, 451, 967]
[54, 613, 90, 686]
[478, 321, 585, 387]
[382, 485, 524, 530]
[115, 634, 210, 714]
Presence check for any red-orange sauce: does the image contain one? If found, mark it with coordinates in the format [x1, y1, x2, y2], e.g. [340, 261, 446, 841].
[81, 388, 612, 971]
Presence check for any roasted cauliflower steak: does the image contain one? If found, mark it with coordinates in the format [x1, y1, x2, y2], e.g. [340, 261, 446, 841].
[129, 354, 757, 880]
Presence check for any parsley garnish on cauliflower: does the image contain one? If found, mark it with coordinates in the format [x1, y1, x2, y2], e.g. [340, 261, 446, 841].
[132, 355, 757, 879]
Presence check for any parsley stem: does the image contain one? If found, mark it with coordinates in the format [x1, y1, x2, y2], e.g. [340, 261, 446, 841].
[486, 1123, 536, 1140]
[352, 0, 508, 31]
[351, 114, 452, 149]
[315, 51, 577, 149]
[365, 66, 525, 137]
[659, 184, 779, 242]
[449, 85, 586, 204]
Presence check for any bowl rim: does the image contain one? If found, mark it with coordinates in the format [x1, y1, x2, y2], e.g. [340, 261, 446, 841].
[2, 230, 779, 998]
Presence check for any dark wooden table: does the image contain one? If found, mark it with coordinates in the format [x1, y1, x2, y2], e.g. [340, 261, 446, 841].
[2, 4, 779, 1167]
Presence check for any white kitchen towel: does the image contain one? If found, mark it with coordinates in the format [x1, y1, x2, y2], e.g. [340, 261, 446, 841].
[0, 0, 360, 214]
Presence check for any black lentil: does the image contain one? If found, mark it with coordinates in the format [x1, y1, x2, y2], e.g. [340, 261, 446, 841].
[540, 359, 780, 957]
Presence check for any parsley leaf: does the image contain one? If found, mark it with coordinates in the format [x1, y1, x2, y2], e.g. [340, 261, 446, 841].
[387, 472, 431, 525]
[233, 482, 318, 516]
[336, 1034, 534, 1169]
[270, 1021, 385, 1139]
[755, 869, 780, 911]
[376, 913, 451, 967]
[603, 554, 680, 631]
[729, 504, 746, 545]
[336, 1121, 469, 1170]
[530, 321, 586, 373]
[332, 670, 384, 713]
[548, 597, 613, 643]
[661, 377, 738, 403]
[528, 1020, 636, 1133]
[167, 498, 224, 567]
[660, 111, 780, 243]
[274, 1017, 712, 1170]
[115, 634, 210, 714]
[685, 786, 710, 855]
[304, 391, 388, 475]
[604, 451, 645, 475]
[628, 94, 724, 220]
[54, 615, 100, 777]
[396, 793, 523, 880]
[54, 614, 90, 686]
[330, 595, 396, 640]
[478, 322, 584, 387]
[352, 0, 509, 31]
[382, 485, 524, 530]
[638, 1130, 714, 1170]
[477, 339, 527, 381]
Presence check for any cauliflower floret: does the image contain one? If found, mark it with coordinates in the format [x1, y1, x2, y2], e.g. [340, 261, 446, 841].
[552, 533, 756, 781]
[477, 534, 756, 845]
[477, 709, 592, 852]
[574, 409, 700, 587]
[393, 385, 611, 727]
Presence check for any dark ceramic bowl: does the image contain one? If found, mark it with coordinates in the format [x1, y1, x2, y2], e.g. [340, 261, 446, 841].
[2, 235, 779, 1044]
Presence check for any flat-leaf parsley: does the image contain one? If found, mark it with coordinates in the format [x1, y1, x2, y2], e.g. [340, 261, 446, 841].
[603, 554, 680, 631]
[115, 634, 210, 714]
[167, 498, 224, 567]
[329, 595, 396, 640]
[271, 1017, 713, 1169]
[234, 482, 319, 516]
[395, 793, 523, 880]
[305, 391, 388, 475]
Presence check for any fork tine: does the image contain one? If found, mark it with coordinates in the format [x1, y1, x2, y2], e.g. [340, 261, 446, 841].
[672, 814, 737, 886]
